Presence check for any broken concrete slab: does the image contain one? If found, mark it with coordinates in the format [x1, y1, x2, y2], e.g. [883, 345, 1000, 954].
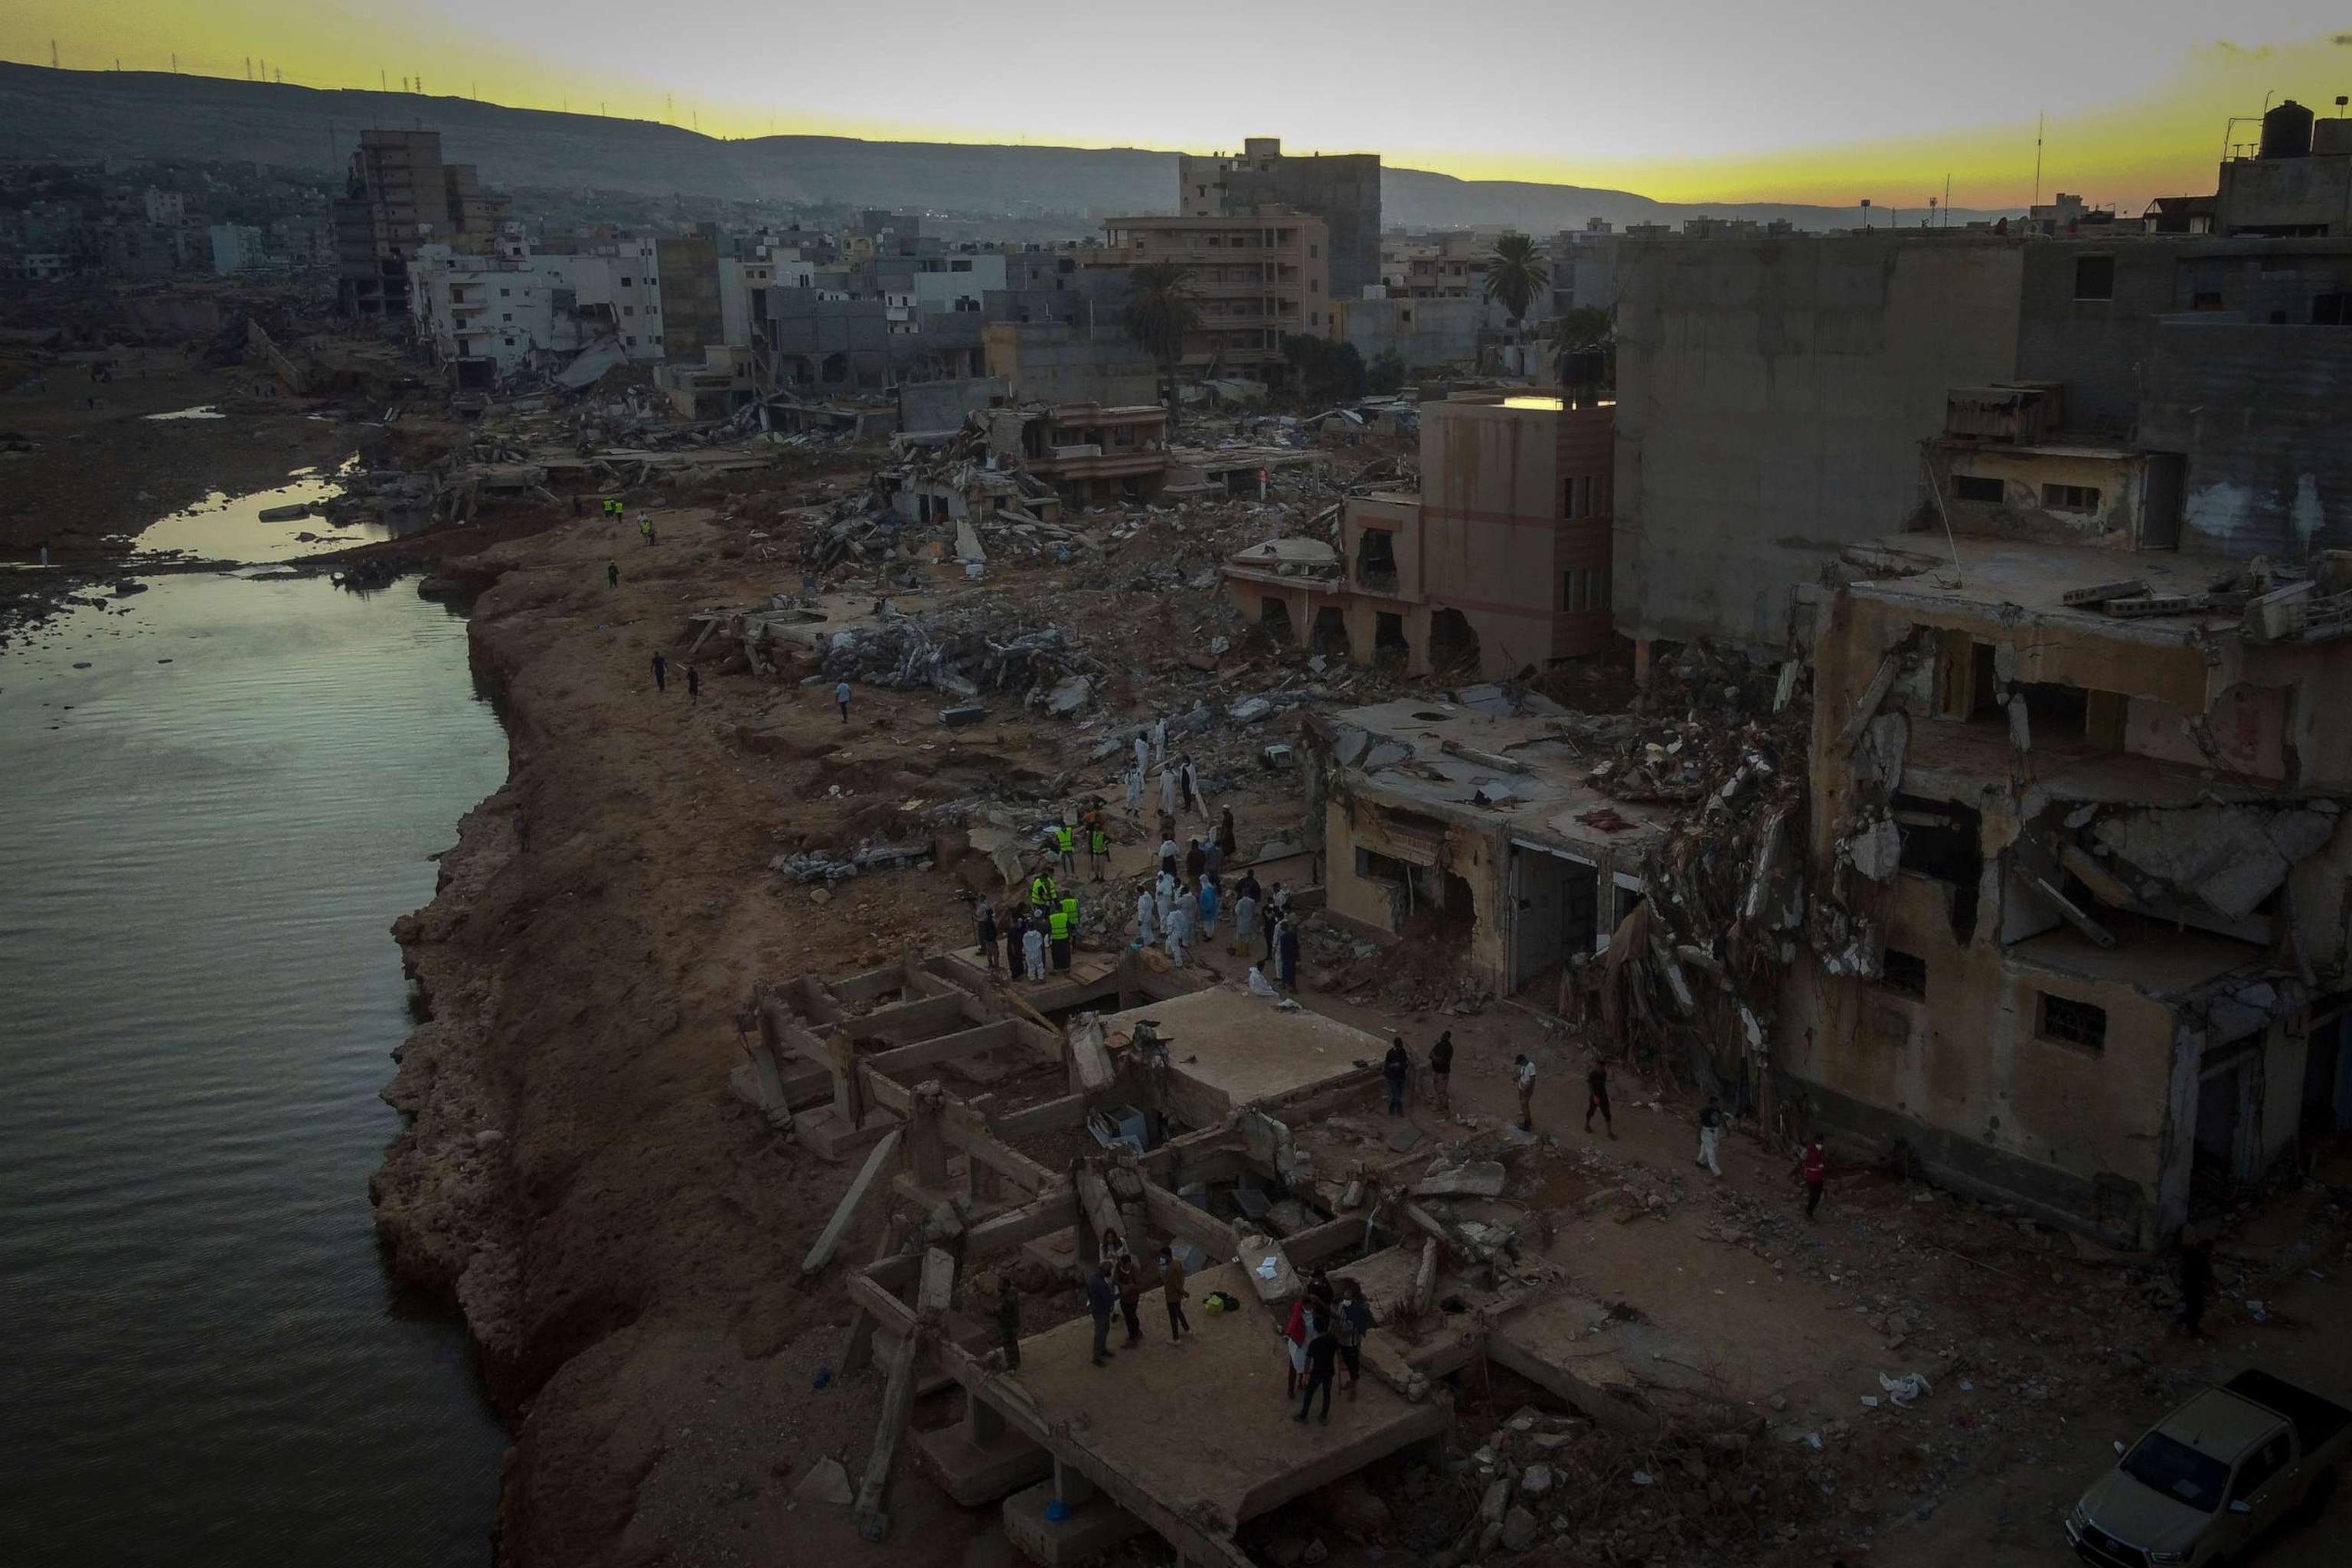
[2092, 802, 2340, 920]
[1413, 1161, 1506, 1199]
[795, 1456, 854, 1507]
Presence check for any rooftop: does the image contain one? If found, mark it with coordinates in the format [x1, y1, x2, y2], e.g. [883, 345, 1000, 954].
[1100, 987, 1382, 1116]
[1323, 699, 1674, 851]
[1845, 532, 2252, 639]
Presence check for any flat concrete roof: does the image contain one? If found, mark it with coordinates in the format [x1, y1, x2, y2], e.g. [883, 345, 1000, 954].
[1101, 988, 1381, 1115]
[1845, 533, 2249, 637]
[1326, 699, 1673, 852]
[2009, 920, 2264, 999]
[1004, 1261, 1448, 1530]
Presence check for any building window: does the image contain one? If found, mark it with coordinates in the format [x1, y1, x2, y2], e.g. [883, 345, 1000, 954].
[1879, 949, 1927, 998]
[1953, 475, 2004, 503]
[2073, 256, 2115, 301]
[1563, 570, 1578, 611]
[2314, 292, 2352, 325]
[504, 336, 514, 346]
[2043, 483, 2101, 511]
[619, 276, 632, 286]
[1309, 312, 1319, 326]
[1309, 243, 1319, 258]
[623, 305, 634, 315]
[626, 335, 636, 347]
[2193, 290, 2224, 311]
[2037, 993, 2107, 1052]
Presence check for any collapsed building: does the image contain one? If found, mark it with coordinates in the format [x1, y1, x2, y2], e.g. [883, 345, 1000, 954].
[1782, 388, 2352, 1248]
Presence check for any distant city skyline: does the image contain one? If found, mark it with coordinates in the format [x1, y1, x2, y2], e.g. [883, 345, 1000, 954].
[6, 3, 2350, 211]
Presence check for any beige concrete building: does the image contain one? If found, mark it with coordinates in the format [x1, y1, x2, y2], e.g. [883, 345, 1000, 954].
[1787, 436, 2352, 1244]
[1224, 391, 1614, 679]
[1086, 209, 1335, 379]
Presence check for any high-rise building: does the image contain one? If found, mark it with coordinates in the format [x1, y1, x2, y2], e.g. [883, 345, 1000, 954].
[335, 129, 504, 316]
[1178, 137, 1382, 304]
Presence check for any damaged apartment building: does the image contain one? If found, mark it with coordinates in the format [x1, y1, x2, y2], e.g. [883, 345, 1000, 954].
[1784, 385, 2352, 1250]
[1224, 365, 1613, 679]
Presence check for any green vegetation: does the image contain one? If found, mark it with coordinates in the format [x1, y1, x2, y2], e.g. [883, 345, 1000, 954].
[1482, 232, 1550, 325]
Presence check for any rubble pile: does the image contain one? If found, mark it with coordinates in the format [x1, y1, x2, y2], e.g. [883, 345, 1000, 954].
[815, 607, 1093, 705]
[1566, 643, 1815, 1089]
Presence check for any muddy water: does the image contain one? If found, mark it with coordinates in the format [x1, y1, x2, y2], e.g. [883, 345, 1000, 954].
[0, 518, 508, 1563]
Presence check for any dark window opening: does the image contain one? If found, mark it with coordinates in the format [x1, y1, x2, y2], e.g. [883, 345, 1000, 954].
[1258, 597, 1294, 643]
[2017, 680, 2089, 735]
[2193, 290, 2224, 311]
[1427, 608, 1479, 674]
[1953, 475, 2005, 504]
[1968, 641, 2001, 717]
[1354, 528, 1399, 593]
[1374, 611, 1410, 668]
[1356, 848, 1411, 883]
[2073, 256, 2115, 301]
[2037, 992, 2108, 1052]
[2043, 483, 2102, 512]
[1880, 949, 1928, 998]
[1311, 606, 1351, 660]
[1891, 792, 1983, 945]
[2314, 292, 2352, 326]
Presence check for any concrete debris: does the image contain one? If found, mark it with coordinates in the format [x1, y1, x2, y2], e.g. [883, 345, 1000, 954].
[1413, 1161, 1508, 1199]
[2092, 802, 2339, 920]
[771, 841, 930, 884]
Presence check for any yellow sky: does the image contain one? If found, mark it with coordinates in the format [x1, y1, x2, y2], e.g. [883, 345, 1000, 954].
[9, 2, 2352, 210]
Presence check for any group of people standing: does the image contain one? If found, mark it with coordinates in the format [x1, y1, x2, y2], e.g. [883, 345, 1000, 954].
[1282, 1267, 1373, 1424]
[1082, 1229, 1191, 1366]
[975, 867, 1083, 982]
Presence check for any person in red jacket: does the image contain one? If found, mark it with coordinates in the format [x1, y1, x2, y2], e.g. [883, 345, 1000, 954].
[1798, 1135, 1828, 1220]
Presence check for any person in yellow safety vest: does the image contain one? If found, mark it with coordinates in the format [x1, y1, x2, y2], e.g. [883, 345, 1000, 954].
[1031, 873, 1052, 913]
[1048, 903, 1073, 972]
[1088, 818, 1109, 883]
[1054, 823, 1076, 878]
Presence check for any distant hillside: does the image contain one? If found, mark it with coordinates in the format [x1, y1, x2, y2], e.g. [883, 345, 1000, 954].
[0, 64, 2017, 231]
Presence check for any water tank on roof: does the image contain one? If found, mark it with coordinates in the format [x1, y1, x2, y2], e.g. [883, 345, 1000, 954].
[2261, 99, 2315, 159]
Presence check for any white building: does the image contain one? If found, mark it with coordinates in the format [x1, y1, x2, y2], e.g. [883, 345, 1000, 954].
[145, 188, 186, 224]
[210, 224, 265, 275]
[410, 234, 668, 384]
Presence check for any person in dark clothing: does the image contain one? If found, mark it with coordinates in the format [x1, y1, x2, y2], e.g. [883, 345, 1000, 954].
[512, 805, 528, 853]
[1084, 1261, 1117, 1367]
[1295, 1316, 1340, 1424]
[686, 665, 700, 701]
[1216, 807, 1238, 858]
[1383, 1037, 1410, 1116]
[1184, 839, 1207, 889]
[1335, 1279, 1372, 1398]
[2178, 1239, 2213, 1338]
[1004, 914, 1024, 980]
[1584, 1063, 1614, 1138]
[1798, 1135, 1827, 1220]
[652, 650, 667, 692]
[606, 560, 619, 588]
[1159, 1246, 1190, 1343]
[1113, 1249, 1144, 1347]
[996, 1277, 1021, 1370]
[976, 898, 999, 973]
[1429, 1031, 1454, 1113]
[1276, 917, 1301, 990]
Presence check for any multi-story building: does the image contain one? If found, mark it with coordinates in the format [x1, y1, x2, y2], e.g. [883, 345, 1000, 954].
[409, 232, 675, 385]
[1223, 380, 1615, 677]
[335, 129, 503, 316]
[1178, 137, 1382, 303]
[1086, 209, 1336, 381]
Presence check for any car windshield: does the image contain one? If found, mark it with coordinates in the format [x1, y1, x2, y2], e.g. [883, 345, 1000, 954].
[2121, 1432, 2230, 1514]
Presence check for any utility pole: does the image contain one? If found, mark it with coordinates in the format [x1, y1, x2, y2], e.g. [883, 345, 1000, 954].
[51, 39, 59, 68]
[2033, 111, 2044, 207]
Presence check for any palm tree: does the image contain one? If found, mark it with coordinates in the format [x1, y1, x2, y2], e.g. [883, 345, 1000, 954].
[1544, 305, 1613, 351]
[1121, 262, 1198, 410]
[1482, 233, 1550, 329]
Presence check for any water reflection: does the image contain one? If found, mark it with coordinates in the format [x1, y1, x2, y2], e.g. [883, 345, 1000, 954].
[132, 459, 385, 564]
[0, 573, 508, 1566]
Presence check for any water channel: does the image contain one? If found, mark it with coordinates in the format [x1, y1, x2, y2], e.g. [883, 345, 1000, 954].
[0, 472, 508, 1564]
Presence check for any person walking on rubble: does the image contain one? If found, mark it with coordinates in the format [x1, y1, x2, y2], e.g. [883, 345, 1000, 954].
[1180, 755, 1204, 820]
[1159, 831, 1180, 882]
[1160, 1246, 1190, 1343]
[1086, 1259, 1118, 1367]
[1124, 762, 1143, 812]
[606, 560, 619, 589]
[1165, 894, 1192, 966]
[1429, 1030, 1454, 1114]
[1005, 907, 1026, 978]
[1335, 1279, 1372, 1400]
[1049, 899, 1073, 973]
[686, 665, 700, 702]
[1133, 729, 1150, 785]
[652, 649, 668, 692]
[1088, 813, 1109, 883]
[1196, 876, 1220, 941]
[1584, 1061, 1615, 1139]
[1217, 805, 1239, 861]
[1134, 882, 1157, 949]
[1798, 1134, 1827, 1221]
[1184, 838, 1207, 890]
[1295, 1311, 1339, 1426]
[1514, 1054, 1538, 1133]
[1232, 884, 1259, 958]
[1383, 1037, 1410, 1116]
[639, 511, 656, 545]
[1697, 1099, 1724, 1178]
[1158, 762, 1178, 822]
[976, 897, 1000, 973]
[1112, 1243, 1145, 1348]
[1054, 821, 1076, 880]
[1151, 715, 1168, 766]
[835, 678, 851, 724]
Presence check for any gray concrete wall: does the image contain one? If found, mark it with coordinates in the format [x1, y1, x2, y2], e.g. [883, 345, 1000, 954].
[1336, 296, 1487, 367]
[2015, 242, 2185, 438]
[763, 293, 890, 389]
[1612, 235, 2025, 649]
[1226, 153, 1382, 304]
[984, 323, 1157, 407]
[900, 375, 1008, 433]
[2138, 322, 2352, 557]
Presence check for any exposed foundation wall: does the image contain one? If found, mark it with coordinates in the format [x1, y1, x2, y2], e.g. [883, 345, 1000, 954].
[1612, 236, 2025, 648]
[1929, 446, 2148, 547]
[1321, 798, 1511, 988]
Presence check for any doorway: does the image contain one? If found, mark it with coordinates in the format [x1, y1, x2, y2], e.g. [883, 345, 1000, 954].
[1511, 844, 1599, 991]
